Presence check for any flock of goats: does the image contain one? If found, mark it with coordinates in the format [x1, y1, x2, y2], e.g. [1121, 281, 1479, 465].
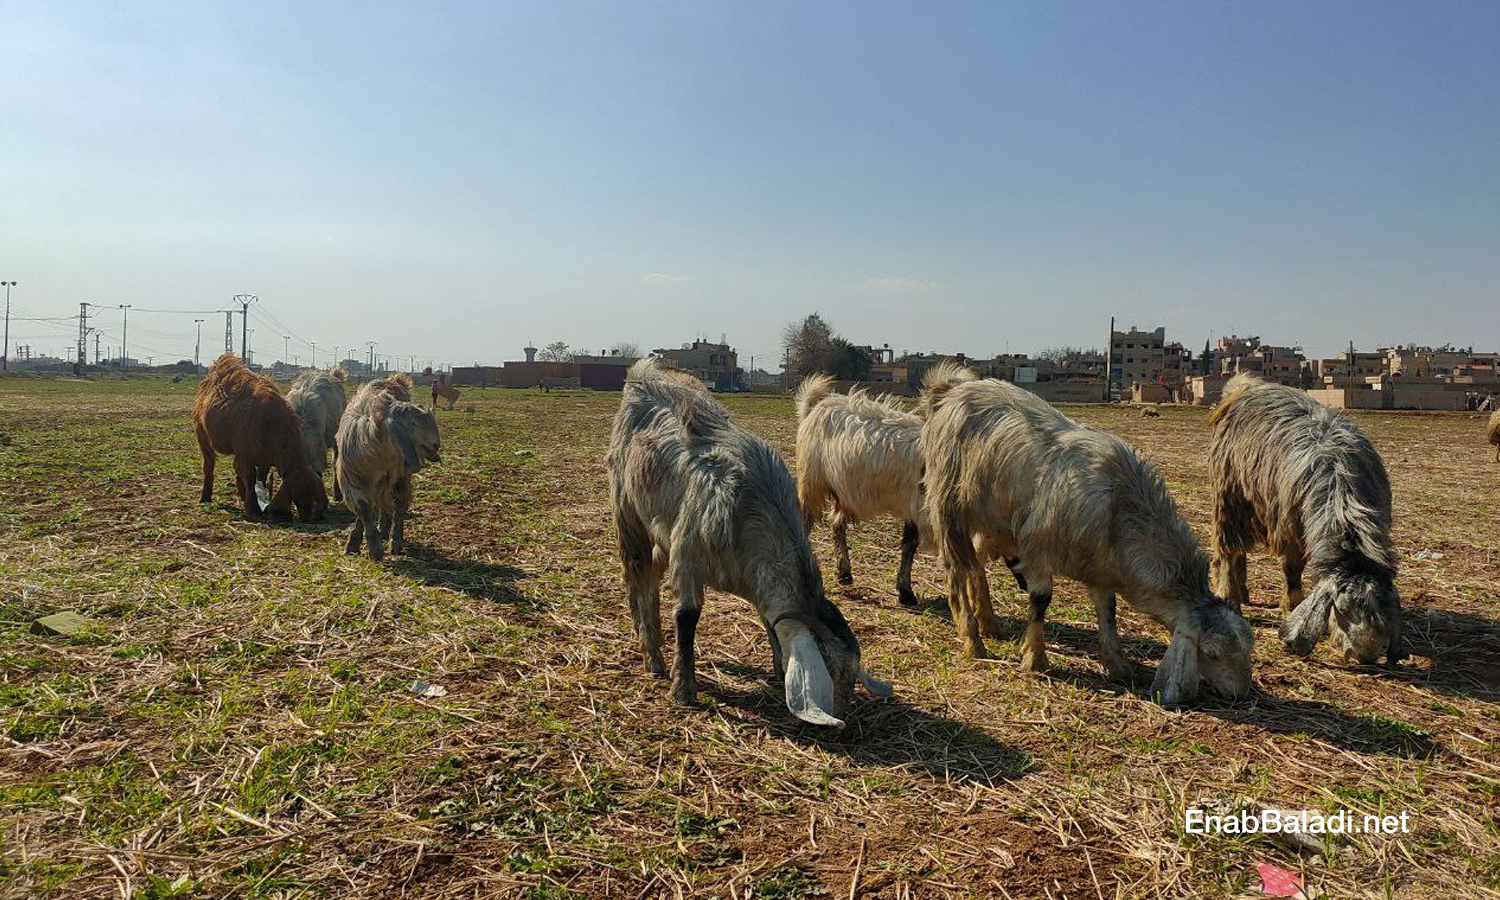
[188, 352, 1489, 728]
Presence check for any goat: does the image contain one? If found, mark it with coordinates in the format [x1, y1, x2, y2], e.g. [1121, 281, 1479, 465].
[287, 367, 347, 503]
[193, 354, 327, 521]
[431, 372, 460, 410]
[794, 373, 925, 606]
[1488, 409, 1500, 462]
[1210, 373, 1404, 665]
[336, 373, 442, 560]
[922, 364, 1253, 706]
[607, 358, 891, 726]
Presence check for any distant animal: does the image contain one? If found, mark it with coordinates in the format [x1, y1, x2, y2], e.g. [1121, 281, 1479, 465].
[287, 367, 347, 503]
[539, 376, 578, 392]
[794, 373, 927, 606]
[193, 354, 327, 521]
[1488, 409, 1500, 461]
[431, 372, 460, 410]
[1141, 406, 1161, 418]
[1210, 373, 1404, 665]
[922, 363, 1253, 706]
[607, 358, 891, 726]
[336, 373, 442, 560]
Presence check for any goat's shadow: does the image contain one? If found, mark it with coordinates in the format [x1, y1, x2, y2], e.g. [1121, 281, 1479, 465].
[894, 595, 1439, 758]
[1382, 602, 1500, 703]
[387, 545, 533, 607]
[702, 661, 1032, 785]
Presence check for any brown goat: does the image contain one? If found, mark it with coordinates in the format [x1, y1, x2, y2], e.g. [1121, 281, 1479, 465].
[431, 372, 461, 410]
[194, 354, 328, 521]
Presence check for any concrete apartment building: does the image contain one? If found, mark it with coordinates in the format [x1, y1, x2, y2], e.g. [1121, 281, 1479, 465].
[1108, 326, 1166, 396]
[652, 339, 739, 391]
[1213, 335, 1306, 386]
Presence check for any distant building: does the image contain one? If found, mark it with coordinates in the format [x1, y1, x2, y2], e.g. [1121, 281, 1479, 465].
[1109, 325, 1166, 395]
[653, 339, 739, 391]
[1215, 335, 1306, 386]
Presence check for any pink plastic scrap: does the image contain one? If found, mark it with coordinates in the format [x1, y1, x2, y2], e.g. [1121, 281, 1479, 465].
[1255, 862, 1307, 898]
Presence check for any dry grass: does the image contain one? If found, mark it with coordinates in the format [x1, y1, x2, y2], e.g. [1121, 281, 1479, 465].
[1, 377, 1497, 899]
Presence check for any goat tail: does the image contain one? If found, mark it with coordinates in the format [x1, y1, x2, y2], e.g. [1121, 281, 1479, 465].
[1211, 372, 1262, 425]
[795, 373, 836, 420]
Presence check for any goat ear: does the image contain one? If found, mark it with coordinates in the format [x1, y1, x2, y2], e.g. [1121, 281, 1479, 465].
[389, 413, 423, 472]
[1280, 582, 1334, 657]
[782, 629, 844, 727]
[860, 668, 893, 699]
[1151, 626, 1201, 707]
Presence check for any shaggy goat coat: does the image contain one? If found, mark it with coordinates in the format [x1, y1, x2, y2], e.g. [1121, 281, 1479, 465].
[287, 368, 347, 501]
[336, 373, 441, 560]
[794, 373, 928, 605]
[607, 358, 890, 726]
[922, 366, 1253, 705]
[193, 354, 327, 520]
[1209, 373, 1404, 664]
[1489, 410, 1500, 462]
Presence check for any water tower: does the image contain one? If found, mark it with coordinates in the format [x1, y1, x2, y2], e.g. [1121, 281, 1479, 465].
[524, 344, 537, 363]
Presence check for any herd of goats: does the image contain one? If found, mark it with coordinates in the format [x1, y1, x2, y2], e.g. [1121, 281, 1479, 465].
[187, 352, 1497, 728]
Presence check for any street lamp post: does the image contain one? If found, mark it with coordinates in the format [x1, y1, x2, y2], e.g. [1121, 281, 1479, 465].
[367, 341, 378, 373]
[283, 335, 290, 368]
[118, 304, 132, 370]
[247, 329, 255, 366]
[310, 341, 318, 369]
[0, 281, 14, 372]
[194, 319, 204, 371]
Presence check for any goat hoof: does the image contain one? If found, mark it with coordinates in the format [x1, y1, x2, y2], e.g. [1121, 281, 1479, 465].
[980, 615, 1004, 639]
[1019, 647, 1048, 672]
[646, 655, 667, 677]
[837, 571, 853, 587]
[1102, 658, 1132, 681]
[897, 588, 919, 608]
[669, 681, 698, 706]
[962, 640, 990, 660]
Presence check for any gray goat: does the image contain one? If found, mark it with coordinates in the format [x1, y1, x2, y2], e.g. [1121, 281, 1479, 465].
[287, 367, 347, 503]
[1210, 374, 1405, 665]
[922, 364, 1254, 706]
[336, 373, 441, 560]
[607, 358, 891, 726]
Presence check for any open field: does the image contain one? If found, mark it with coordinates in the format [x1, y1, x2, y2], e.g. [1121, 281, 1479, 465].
[2, 376, 1498, 899]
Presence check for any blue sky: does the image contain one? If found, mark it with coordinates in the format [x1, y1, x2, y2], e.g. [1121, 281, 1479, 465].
[2, 1, 1496, 367]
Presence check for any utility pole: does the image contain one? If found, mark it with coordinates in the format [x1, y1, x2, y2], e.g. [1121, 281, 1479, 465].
[76, 302, 89, 374]
[247, 329, 255, 366]
[0, 281, 14, 371]
[234, 294, 256, 360]
[367, 341, 377, 373]
[194, 319, 204, 371]
[1104, 315, 1115, 402]
[93, 331, 101, 364]
[283, 335, 290, 367]
[224, 310, 234, 354]
[118, 304, 132, 370]
[310, 341, 317, 369]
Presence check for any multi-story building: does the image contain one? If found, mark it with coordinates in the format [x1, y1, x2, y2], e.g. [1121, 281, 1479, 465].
[1214, 335, 1305, 386]
[653, 339, 739, 391]
[1109, 326, 1166, 395]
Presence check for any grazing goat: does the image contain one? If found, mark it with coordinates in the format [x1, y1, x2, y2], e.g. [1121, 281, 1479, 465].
[336, 373, 441, 560]
[193, 354, 327, 521]
[794, 374, 926, 606]
[922, 364, 1253, 706]
[1489, 409, 1500, 462]
[1210, 374, 1405, 665]
[287, 368, 347, 503]
[608, 358, 891, 726]
[431, 372, 460, 410]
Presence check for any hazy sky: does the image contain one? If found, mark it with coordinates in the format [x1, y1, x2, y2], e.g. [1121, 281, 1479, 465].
[3, 1, 1497, 367]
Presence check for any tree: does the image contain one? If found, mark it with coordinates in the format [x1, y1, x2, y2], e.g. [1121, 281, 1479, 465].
[610, 341, 640, 358]
[782, 313, 835, 379]
[538, 341, 573, 362]
[1037, 345, 1086, 365]
[829, 338, 872, 381]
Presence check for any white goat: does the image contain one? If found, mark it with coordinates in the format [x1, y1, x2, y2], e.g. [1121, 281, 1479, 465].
[794, 374, 927, 606]
[921, 364, 1254, 706]
[336, 374, 441, 560]
[287, 367, 347, 502]
[608, 359, 891, 726]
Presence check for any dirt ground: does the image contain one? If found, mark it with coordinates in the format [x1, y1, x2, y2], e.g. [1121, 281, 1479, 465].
[1, 376, 1497, 899]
